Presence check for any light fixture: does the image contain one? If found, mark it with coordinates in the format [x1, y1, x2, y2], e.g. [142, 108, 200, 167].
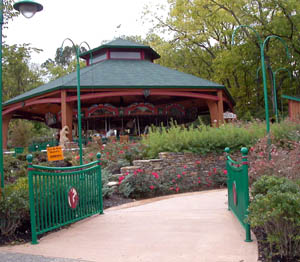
[13, 0, 43, 19]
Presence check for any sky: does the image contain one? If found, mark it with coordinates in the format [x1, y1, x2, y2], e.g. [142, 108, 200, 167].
[4, 0, 167, 65]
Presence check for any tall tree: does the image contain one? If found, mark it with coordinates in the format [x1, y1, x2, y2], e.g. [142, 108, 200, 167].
[144, 0, 300, 119]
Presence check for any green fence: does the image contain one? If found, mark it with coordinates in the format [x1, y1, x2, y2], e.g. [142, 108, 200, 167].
[225, 147, 252, 242]
[27, 153, 103, 244]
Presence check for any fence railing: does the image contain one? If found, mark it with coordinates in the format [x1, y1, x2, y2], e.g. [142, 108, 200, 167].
[27, 153, 103, 244]
[225, 147, 252, 242]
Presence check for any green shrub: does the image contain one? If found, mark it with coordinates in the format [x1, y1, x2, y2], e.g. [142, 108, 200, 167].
[102, 168, 114, 198]
[0, 177, 30, 237]
[249, 176, 300, 260]
[118, 167, 226, 199]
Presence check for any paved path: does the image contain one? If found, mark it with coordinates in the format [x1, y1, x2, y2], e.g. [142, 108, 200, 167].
[0, 189, 258, 262]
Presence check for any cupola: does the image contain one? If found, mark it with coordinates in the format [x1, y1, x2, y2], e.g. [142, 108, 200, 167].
[79, 38, 160, 66]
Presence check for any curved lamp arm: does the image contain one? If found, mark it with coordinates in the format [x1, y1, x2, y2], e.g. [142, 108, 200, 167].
[60, 38, 79, 63]
[232, 25, 263, 46]
[263, 35, 291, 60]
[274, 67, 292, 80]
[78, 41, 93, 64]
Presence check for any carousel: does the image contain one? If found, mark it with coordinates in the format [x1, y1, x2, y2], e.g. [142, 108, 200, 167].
[2, 39, 235, 148]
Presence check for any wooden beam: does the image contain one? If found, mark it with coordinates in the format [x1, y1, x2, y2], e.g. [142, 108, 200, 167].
[2, 114, 12, 150]
[207, 101, 219, 127]
[61, 90, 73, 141]
[217, 90, 224, 124]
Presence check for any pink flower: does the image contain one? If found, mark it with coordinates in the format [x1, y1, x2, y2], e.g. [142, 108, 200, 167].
[133, 170, 138, 176]
[195, 160, 201, 165]
[259, 152, 264, 156]
[119, 150, 124, 154]
[124, 172, 129, 176]
[177, 174, 181, 179]
[213, 168, 217, 174]
[89, 153, 94, 157]
[152, 172, 159, 179]
[172, 179, 176, 183]
[183, 165, 187, 169]
[223, 170, 228, 175]
[75, 155, 80, 160]
[208, 171, 212, 177]
[137, 169, 143, 173]
[182, 171, 186, 175]
[119, 176, 125, 184]
[169, 187, 174, 191]
[175, 187, 180, 193]
[149, 185, 155, 190]
[250, 147, 254, 152]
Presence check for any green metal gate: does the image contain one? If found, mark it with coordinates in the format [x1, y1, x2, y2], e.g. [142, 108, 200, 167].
[27, 153, 103, 244]
[225, 147, 252, 242]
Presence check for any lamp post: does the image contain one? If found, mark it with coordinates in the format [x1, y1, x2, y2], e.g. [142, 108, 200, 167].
[232, 25, 290, 147]
[273, 68, 291, 122]
[0, 0, 43, 189]
[60, 39, 91, 165]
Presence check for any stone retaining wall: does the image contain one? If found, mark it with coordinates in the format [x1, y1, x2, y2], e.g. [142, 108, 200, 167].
[120, 152, 227, 177]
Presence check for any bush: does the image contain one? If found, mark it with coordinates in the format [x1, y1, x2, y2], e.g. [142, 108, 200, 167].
[249, 176, 300, 260]
[118, 166, 227, 199]
[0, 178, 30, 237]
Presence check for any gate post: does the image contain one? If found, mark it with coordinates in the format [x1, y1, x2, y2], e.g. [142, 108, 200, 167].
[97, 153, 104, 214]
[241, 147, 252, 242]
[27, 154, 38, 244]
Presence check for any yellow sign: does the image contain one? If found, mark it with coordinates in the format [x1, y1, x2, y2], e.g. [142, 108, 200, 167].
[47, 146, 64, 161]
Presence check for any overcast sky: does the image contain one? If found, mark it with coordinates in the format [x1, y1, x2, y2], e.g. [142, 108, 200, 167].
[4, 0, 166, 65]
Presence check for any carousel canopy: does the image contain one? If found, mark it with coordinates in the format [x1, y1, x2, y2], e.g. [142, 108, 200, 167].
[3, 39, 234, 106]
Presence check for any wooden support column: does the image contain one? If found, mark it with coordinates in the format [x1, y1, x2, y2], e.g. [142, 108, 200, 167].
[207, 101, 219, 127]
[2, 114, 12, 150]
[217, 90, 224, 125]
[61, 90, 73, 141]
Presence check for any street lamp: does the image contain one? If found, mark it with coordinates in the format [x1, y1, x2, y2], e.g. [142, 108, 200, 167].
[0, 0, 43, 188]
[60, 39, 91, 165]
[256, 66, 291, 123]
[272, 68, 292, 122]
[232, 25, 290, 152]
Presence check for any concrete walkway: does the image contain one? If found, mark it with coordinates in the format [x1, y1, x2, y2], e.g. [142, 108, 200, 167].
[0, 189, 258, 262]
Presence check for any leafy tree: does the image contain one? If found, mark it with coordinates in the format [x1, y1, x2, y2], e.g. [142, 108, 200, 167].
[2, 44, 44, 101]
[41, 46, 87, 81]
[144, 0, 300, 119]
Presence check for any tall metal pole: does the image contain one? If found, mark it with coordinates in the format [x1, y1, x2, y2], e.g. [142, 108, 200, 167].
[60, 39, 90, 165]
[273, 68, 291, 122]
[0, 0, 4, 188]
[232, 26, 290, 158]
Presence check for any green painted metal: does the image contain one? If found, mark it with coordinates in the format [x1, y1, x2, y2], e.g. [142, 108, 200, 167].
[232, 26, 290, 157]
[14, 147, 24, 157]
[0, 0, 4, 189]
[13, 0, 43, 12]
[27, 153, 103, 244]
[225, 147, 252, 242]
[282, 94, 300, 102]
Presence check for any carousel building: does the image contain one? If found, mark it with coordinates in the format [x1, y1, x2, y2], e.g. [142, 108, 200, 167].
[2, 39, 235, 149]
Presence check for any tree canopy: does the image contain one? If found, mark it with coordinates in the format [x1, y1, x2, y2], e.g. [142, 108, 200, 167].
[143, 0, 300, 119]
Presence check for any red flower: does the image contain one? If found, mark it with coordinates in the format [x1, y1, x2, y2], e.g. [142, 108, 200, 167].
[183, 165, 187, 169]
[223, 170, 228, 175]
[152, 172, 159, 179]
[250, 147, 254, 152]
[125, 172, 129, 176]
[177, 174, 181, 179]
[182, 171, 186, 175]
[118, 176, 125, 184]
[195, 160, 201, 165]
[175, 187, 180, 192]
[133, 170, 138, 176]
[208, 171, 212, 177]
[106, 152, 110, 155]
[149, 185, 155, 190]
[137, 169, 143, 173]
[119, 150, 125, 154]
[213, 168, 217, 174]
[75, 155, 80, 160]
[172, 179, 176, 183]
